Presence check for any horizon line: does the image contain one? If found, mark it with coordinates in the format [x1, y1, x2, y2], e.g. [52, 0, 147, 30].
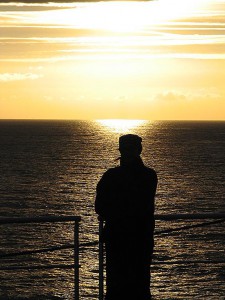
[0, 118, 224, 122]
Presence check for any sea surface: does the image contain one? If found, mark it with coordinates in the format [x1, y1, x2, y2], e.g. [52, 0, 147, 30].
[0, 120, 224, 300]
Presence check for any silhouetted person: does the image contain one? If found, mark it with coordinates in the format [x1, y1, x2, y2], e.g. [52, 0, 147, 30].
[95, 134, 157, 300]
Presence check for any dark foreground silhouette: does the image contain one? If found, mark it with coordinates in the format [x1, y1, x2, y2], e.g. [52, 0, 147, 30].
[95, 134, 157, 300]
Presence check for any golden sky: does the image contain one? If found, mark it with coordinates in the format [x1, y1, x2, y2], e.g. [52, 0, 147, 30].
[0, 0, 225, 120]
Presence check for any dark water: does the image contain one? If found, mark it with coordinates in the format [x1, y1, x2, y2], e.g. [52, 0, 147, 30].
[0, 120, 224, 299]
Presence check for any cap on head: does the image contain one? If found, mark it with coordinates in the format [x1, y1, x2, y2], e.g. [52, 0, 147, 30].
[119, 134, 142, 154]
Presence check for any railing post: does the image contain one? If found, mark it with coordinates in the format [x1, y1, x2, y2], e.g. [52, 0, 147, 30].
[99, 218, 104, 300]
[74, 220, 80, 300]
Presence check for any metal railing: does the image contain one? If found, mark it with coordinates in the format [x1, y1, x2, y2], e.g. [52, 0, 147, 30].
[98, 213, 225, 300]
[1, 213, 224, 299]
[0, 216, 81, 300]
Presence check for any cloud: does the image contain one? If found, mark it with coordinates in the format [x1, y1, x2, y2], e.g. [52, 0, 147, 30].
[0, 0, 140, 3]
[154, 91, 187, 102]
[0, 1, 79, 3]
[0, 2, 78, 11]
[0, 1, 225, 62]
[154, 89, 224, 102]
[0, 72, 42, 82]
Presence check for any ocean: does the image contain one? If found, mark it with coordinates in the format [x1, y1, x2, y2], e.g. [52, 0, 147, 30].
[0, 120, 224, 299]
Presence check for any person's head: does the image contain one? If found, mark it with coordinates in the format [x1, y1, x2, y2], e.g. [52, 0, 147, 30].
[119, 134, 142, 163]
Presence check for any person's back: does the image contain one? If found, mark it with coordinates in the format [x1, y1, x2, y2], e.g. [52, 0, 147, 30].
[95, 134, 157, 300]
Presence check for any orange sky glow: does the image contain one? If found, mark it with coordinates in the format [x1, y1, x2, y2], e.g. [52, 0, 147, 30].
[0, 0, 225, 120]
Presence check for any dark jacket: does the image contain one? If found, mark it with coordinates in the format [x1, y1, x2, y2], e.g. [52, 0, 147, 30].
[95, 157, 157, 242]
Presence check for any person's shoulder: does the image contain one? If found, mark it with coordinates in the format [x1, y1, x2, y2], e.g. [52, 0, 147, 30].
[143, 165, 157, 179]
[98, 167, 121, 185]
[102, 166, 121, 177]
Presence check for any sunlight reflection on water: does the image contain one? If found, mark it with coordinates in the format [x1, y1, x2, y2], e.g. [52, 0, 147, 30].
[95, 119, 148, 133]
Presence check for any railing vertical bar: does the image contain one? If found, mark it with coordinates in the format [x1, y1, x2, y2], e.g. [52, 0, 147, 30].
[99, 219, 104, 300]
[74, 220, 80, 300]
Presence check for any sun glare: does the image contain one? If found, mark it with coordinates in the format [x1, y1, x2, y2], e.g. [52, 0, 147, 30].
[35, 0, 211, 33]
[96, 119, 147, 133]
[75, 2, 151, 32]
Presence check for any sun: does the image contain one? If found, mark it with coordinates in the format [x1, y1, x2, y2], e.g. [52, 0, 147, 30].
[76, 2, 152, 32]
[45, 2, 152, 33]
[34, 0, 211, 34]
